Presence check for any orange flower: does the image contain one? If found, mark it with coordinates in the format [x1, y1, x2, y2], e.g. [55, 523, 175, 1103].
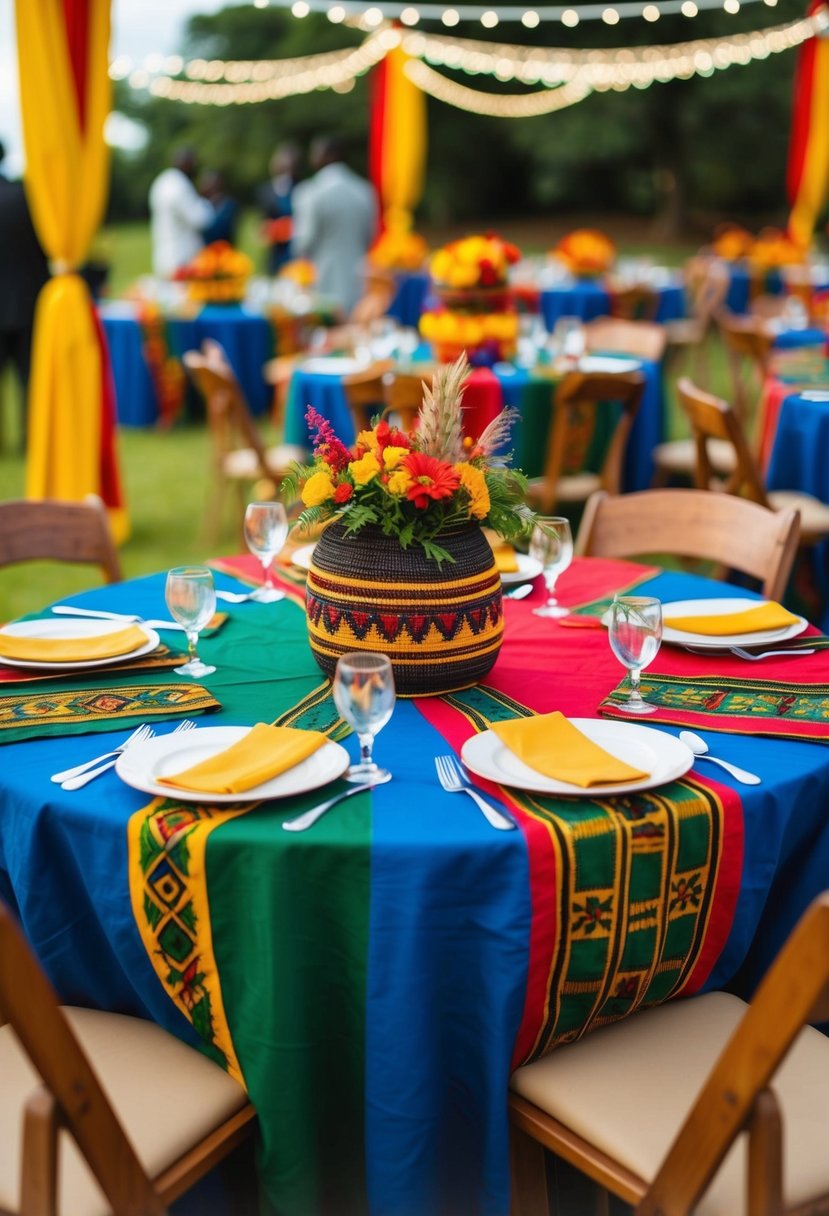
[403, 452, 460, 509]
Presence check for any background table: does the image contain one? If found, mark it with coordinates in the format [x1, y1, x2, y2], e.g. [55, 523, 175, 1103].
[539, 278, 686, 330]
[99, 302, 275, 426]
[4, 560, 829, 1213]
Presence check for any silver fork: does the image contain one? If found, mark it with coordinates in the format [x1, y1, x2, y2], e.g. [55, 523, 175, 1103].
[50, 723, 154, 784]
[59, 720, 196, 791]
[730, 646, 816, 661]
[434, 754, 516, 831]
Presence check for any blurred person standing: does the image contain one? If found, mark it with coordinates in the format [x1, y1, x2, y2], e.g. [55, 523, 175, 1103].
[258, 142, 300, 274]
[0, 140, 50, 448]
[149, 147, 214, 277]
[291, 135, 377, 315]
[201, 170, 241, 247]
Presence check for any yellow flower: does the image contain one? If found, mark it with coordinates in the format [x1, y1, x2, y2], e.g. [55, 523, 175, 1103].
[356, 429, 380, 453]
[349, 452, 381, 485]
[383, 446, 409, 470]
[387, 469, 413, 496]
[302, 468, 335, 507]
[455, 463, 490, 519]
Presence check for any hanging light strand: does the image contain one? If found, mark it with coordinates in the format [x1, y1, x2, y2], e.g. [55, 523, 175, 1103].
[259, 0, 782, 23]
[404, 58, 593, 110]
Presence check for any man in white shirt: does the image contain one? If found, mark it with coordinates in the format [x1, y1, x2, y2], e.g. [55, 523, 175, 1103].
[291, 136, 378, 315]
[148, 148, 214, 278]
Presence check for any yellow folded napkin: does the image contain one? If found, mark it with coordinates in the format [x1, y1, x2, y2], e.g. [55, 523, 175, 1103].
[159, 722, 327, 794]
[493, 545, 519, 574]
[0, 624, 148, 663]
[490, 711, 648, 788]
[663, 602, 799, 637]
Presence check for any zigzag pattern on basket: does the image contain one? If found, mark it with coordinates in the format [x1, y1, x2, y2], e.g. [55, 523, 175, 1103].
[307, 591, 502, 651]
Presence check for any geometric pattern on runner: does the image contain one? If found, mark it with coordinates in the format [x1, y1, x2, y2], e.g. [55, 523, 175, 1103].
[0, 682, 220, 734]
[443, 684, 726, 1064]
[565, 567, 660, 622]
[273, 679, 349, 739]
[601, 671, 829, 742]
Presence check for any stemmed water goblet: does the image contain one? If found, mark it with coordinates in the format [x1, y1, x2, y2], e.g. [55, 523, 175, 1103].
[529, 517, 573, 618]
[607, 595, 663, 715]
[244, 501, 288, 602]
[165, 566, 217, 677]
[332, 652, 396, 785]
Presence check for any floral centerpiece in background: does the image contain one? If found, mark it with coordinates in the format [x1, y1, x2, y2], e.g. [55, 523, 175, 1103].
[284, 355, 533, 695]
[278, 258, 316, 288]
[419, 234, 521, 366]
[172, 240, 254, 303]
[553, 229, 616, 278]
[711, 223, 754, 261]
[369, 228, 430, 272]
[748, 227, 805, 271]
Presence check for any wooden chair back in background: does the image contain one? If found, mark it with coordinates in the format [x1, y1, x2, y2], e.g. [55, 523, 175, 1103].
[526, 370, 645, 515]
[716, 314, 774, 445]
[607, 284, 659, 322]
[584, 318, 667, 363]
[0, 497, 121, 584]
[340, 359, 396, 434]
[381, 369, 430, 433]
[575, 488, 799, 601]
[0, 899, 255, 1216]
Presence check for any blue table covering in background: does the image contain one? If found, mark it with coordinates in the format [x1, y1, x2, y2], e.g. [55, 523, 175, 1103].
[99, 303, 275, 426]
[388, 271, 431, 329]
[540, 280, 686, 330]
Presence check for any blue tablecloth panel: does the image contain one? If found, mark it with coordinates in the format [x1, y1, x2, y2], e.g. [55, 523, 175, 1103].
[540, 282, 686, 330]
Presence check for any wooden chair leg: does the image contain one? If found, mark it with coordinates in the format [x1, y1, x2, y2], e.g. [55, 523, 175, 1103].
[747, 1088, 783, 1216]
[510, 1122, 551, 1216]
[20, 1086, 59, 1216]
[593, 1185, 611, 1216]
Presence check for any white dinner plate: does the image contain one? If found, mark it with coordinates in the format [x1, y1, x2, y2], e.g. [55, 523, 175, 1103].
[578, 356, 642, 374]
[0, 618, 160, 671]
[660, 597, 808, 649]
[461, 718, 693, 798]
[499, 554, 543, 585]
[291, 543, 316, 572]
[300, 357, 367, 376]
[116, 725, 350, 804]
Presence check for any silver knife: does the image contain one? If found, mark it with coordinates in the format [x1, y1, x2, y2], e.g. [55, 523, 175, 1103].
[282, 782, 376, 832]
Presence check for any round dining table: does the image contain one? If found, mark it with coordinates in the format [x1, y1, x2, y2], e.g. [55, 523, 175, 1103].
[539, 276, 686, 329]
[2, 554, 829, 1215]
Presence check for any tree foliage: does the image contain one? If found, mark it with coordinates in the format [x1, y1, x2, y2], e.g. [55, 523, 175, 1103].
[110, 0, 806, 233]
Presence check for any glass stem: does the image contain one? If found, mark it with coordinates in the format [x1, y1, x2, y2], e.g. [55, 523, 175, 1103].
[187, 630, 198, 663]
[545, 574, 559, 608]
[261, 557, 272, 590]
[358, 733, 375, 768]
[628, 666, 643, 707]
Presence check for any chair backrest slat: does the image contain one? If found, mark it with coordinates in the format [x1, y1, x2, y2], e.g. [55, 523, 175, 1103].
[0, 498, 121, 584]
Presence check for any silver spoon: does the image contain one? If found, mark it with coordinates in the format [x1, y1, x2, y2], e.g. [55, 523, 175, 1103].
[281, 781, 376, 832]
[505, 584, 533, 600]
[679, 730, 761, 785]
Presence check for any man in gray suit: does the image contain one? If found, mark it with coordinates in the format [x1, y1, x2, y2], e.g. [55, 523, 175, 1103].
[292, 135, 377, 316]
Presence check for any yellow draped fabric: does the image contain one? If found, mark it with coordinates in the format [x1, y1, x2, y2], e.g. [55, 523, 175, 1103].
[15, 0, 128, 541]
[381, 46, 427, 234]
[789, 36, 829, 248]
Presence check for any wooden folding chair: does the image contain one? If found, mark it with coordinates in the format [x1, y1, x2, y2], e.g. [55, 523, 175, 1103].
[717, 314, 775, 447]
[575, 488, 799, 602]
[607, 283, 659, 322]
[664, 254, 730, 387]
[526, 370, 645, 515]
[183, 340, 307, 541]
[381, 368, 432, 433]
[584, 318, 667, 363]
[510, 890, 829, 1216]
[340, 359, 395, 434]
[0, 899, 256, 1216]
[0, 497, 122, 584]
[348, 268, 396, 328]
[677, 376, 829, 548]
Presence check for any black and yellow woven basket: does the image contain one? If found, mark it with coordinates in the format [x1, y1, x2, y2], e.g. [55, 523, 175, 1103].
[305, 522, 504, 697]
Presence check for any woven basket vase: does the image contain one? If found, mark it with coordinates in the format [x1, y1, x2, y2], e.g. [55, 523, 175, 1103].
[305, 522, 503, 697]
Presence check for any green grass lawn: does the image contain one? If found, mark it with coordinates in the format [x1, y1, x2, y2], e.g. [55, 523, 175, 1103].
[0, 216, 723, 621]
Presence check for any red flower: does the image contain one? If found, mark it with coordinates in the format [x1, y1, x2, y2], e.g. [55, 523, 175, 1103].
[375, 419, 412, 451]
[334, 482, 353, 504]
[479, 260, 498, 287]
[403, 452, 460, 509]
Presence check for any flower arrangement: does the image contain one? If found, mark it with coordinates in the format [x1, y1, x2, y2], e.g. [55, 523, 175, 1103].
[429, 234, 521, 290]
[369, 229, 430, 271]
[553, 229, 616, 278]
[278, 258, 316, 287]
[748, 227, 805, 270]
[711, 224, 754, 261]
[284, 355, 533, 564]
[418, 309, 519, 365]
[172, 240, 254, 302]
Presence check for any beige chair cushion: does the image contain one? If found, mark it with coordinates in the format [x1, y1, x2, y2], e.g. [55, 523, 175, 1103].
[767, 489, 829, 538]
[0, 1007, 248, 1216]
[527, 473, 601, 506]
[511, 990, 829, 1215]
[652, 438, 737, 475]
[222, 442, 307, 481]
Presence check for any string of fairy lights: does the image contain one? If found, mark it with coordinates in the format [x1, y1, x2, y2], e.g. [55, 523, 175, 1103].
[114, 2, 829, 116]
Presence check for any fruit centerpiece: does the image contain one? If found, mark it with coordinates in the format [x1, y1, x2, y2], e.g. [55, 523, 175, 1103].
[284, 354, 533, 695]
[172, 240, 254, 303]
[419, 234, 521, 366]
[552, 228, 616, 278]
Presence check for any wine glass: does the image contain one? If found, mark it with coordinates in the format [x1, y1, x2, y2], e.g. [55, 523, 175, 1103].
[332, 652, 396, 785]
[529, 517, 573, 618]
[608, 596, 663, 715]
[165, 567, 217, 677]
[244, 501, 288, 602]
